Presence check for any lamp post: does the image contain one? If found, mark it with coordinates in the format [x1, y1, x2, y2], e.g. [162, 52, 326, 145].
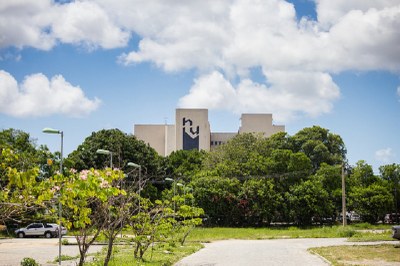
[127, 162, 141, 211]
[42, 127, 63, 266]
[96, 149, 113, 168]
[341, 163, 347, 227]
[165, 178, 183, 214]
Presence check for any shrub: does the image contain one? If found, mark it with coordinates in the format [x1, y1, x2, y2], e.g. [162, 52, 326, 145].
[20, 257, 39, 266]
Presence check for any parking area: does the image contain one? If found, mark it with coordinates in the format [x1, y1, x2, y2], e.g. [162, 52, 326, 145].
[0, 236, 104, 266]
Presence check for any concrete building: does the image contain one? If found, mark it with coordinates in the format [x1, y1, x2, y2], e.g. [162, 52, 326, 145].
[134, 109, 284, 156]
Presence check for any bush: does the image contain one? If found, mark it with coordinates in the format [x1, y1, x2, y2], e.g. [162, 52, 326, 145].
[337, 227, 356, 237]
[20, 257, 39, 266]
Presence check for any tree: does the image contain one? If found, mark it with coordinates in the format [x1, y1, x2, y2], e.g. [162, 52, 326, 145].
[314, 164, 342, 214]
[291, 126, 346, 171]
[287, 176, 334, 225]
[348, 160, 378, 188]
[191, 176, 241, 226]
[37, 168, 126, 266]
[164, 149, 206, 182]
[0, 148, 41, 227]
[129, 198, 175, 260]
[67, 129, 161, 176]
[238, 178, 281, 225]
[349, 183, 393, 223]
[379, 164, 400, 215]
[203, 133, 262, 177]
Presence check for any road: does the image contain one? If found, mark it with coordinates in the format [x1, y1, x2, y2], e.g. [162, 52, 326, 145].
[175, 238, 394, 266]
[0, 236, 103, 266]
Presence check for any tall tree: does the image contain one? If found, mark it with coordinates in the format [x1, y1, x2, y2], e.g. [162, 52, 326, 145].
[379, 163, 400, 214]
[67, 129, 161, 177]
[291, 126, 346, 171]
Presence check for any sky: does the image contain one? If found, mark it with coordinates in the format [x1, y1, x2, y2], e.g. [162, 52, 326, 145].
[1, 0, 400, 173]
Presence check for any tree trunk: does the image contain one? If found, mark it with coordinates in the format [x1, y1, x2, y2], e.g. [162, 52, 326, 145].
[103, 234, 115, 266]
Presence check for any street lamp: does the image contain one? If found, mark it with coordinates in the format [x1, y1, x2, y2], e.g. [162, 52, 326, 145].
[127, 162, 141, 211]
[42, 127, 63, 266]
[96, 149, 113, 168]
[165, 178, 183, 214]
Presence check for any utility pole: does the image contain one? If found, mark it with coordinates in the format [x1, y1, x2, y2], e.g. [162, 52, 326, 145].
[342, 163, 347, 226]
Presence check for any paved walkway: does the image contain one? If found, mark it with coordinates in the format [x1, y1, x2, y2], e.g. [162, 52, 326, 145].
[0, 236, 104, 266]
[175, 238, 397, 266]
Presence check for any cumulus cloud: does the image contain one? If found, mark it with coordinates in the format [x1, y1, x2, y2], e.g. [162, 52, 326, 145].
[0, 70, 101, 117]
[375, 148, 396, 163]
[2, 0, 400, 120]
[178, 70, 340, 122]
[0, 0, 129, 50]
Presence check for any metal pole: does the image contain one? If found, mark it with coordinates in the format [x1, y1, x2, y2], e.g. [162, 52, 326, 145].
[342, 163, 347, 226]
[173, 181, 176, 214]
[59, 131, 63, 266]
[138, 166, 141, 212]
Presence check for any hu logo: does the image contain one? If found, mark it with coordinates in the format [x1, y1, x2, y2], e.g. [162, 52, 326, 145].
[182, 117, 199, 150]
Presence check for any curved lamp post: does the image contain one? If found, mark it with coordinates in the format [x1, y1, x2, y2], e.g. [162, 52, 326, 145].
[96, 149, 113, 169]
[127, 162, 141, 211]
[42, 127, 63, 266]
[165, 177, 183, 214]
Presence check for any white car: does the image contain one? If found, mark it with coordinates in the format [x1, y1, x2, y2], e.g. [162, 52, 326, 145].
[15, 223, 67, 238]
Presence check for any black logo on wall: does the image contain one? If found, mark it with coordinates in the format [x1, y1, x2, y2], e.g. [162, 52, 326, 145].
[183, 117, 199, 150]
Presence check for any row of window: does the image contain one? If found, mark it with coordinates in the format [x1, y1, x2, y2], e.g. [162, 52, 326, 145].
[210, 141, 224, 146]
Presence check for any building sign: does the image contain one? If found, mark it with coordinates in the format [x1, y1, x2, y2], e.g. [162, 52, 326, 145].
[182, 117, 199, 150]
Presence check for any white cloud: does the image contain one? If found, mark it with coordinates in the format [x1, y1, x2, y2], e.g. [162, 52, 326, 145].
[375, 147, 395, 163]
[178, 70, 340, 122]
[315, 0, 399, 29]
[397, 86, 400, 99]
[0, 0, 129, 50]
[2, 0, 400, 120]
[0, 70, 101, 117]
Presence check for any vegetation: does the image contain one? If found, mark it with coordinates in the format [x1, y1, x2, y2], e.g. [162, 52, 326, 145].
[310, 244, 400, 266]
[1, 126, 399, 265]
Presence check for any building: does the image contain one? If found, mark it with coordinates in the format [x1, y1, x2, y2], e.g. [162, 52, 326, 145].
[134, 108, 285, 156]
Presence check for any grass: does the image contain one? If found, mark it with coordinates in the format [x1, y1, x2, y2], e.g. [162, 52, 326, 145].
[85, 242, 203, 266]
[310, 244, 400, 266]
[186, 224, 394, 242]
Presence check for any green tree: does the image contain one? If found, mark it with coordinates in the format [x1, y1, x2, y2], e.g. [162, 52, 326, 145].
[349, 183, 393, 223]
[0, 148, 41, 226]
[191, 176, 241, 226]
[164, 149, 206, 182]
[238, 178, 281, 225]
[314, 164, 342, 214]
[287, 177, 334, 225]
[348, 160, 378, 188]
[37, 168, 125, 266]
[379, 163, 400, 214]
[291, 126, 346, 171]
[67, 129, 161, 177]
[203, 133, 262, 177]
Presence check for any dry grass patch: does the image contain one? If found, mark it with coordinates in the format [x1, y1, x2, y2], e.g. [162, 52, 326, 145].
[310, 244, 400, 266]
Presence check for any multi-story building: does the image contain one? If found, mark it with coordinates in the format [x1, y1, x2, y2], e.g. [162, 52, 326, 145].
[134, 108, 284, 156]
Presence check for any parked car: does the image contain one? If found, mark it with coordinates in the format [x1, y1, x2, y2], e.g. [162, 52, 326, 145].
[392, 225, 400, 240]
[48, 223, 67, 236]
[384, 213, 400, 224]
[349, 212, 362, 222]
[15, 223, 67, 238]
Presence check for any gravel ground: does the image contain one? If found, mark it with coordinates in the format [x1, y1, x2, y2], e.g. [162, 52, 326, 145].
[0, 236, 104, 266]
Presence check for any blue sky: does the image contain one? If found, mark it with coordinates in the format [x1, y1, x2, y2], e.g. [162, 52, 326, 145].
[1, 0, 399, 173]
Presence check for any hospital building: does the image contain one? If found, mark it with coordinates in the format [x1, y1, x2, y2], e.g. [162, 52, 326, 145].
[134, 109, 285, 156]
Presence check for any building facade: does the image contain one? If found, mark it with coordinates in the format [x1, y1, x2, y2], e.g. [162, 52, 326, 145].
[134, 108, 284, 156]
